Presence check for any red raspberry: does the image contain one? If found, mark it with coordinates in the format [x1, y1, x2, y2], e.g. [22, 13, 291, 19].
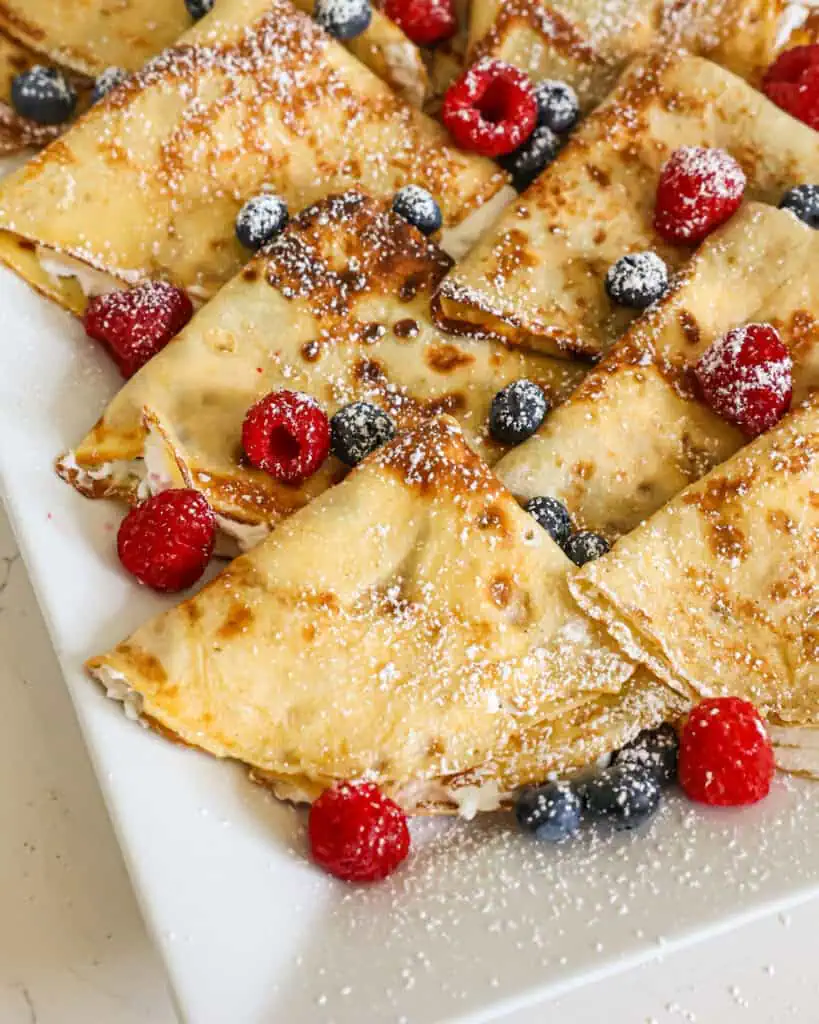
[308, 782, 410, 883]
[241, 390, 330, 483]
[83, 281, 193, 378]
[693, 323, 792, 438]
[117, 489, 215, 593]
[653, 147, 746, 245]
[679, 697, 775, 807]
[763, 45, 819, 131]
[442, 58, 537, 158]
[384, 0, 457, 46]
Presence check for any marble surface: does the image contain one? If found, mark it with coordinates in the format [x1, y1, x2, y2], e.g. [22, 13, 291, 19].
[2, 498, 819, 1024]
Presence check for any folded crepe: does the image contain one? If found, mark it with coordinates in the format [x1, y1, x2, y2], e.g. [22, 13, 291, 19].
[435, 50, 819, 359]
[88, 416, 662, 813]
[497, 203, 819, 538]
[0, 0, 504, 315]
[571, 392, 819, 726]
[58, 191, 581, 542]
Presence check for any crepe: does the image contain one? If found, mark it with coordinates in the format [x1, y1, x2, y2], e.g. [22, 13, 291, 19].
[571, 392, 819, 726]
[434, 50, 819, 359]
[87, 416, 651, 812]
[58, 191, 581, 542]
[0, 0, 504, 316]
[497, 203, 819, 538]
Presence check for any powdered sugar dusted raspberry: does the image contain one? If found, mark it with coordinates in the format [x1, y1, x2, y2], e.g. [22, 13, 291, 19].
[442, 58, 538, 158]
[242, 389, 331, 483]
[654, 147, 746, 245]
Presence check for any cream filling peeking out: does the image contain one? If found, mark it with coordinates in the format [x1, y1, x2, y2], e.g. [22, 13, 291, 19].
[37, 247, 137, 298]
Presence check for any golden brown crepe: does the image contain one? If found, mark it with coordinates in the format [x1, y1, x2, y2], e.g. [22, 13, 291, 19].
[0, 0, 504, 315]
[571, 393, 819, 725]
[88, 416, 655, 812]
[435, 50, 819, 359]
[58, 191, 581, 540]
[497, 203, 819, 539]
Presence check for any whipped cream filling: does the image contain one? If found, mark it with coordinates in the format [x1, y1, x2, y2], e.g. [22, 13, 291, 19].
[94, 665, 145, 723]
[441, 185, 516, 262]
[36, 247, 135, 298]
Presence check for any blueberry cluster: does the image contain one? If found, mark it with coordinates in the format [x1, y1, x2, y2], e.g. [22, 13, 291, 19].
[515, 725, 680, 842]
[524, 495, 609, 567]
[501, 80, 580, 191]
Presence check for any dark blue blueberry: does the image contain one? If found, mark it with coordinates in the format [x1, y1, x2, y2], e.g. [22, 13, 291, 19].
[779, 185, 819, 229]
[330, 401, 395, 466]
[534, 80, 579, 134]
[314, 0, 372, 40]
[501, 125, 562, 192]
[185, 0, 214, 19]
[11, 66, 77, 125]
[392, 185, 442, 237]
[563, 530, 610, 567]
[614, 723, 679, 785]
[524, 496, 572, 546]
[235, 194, 289, 250]
[515, 781, 582, 843]
[583, 763, 662, 831]
[605, 251, 669, 309]
[92, 66, 127, 104]
[489, 379, 549, 445]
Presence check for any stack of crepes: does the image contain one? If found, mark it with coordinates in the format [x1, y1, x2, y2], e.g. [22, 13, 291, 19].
[0, 0, 816, 812]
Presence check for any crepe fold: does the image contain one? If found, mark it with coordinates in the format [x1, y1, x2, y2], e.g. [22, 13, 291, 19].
[571, 394, 819, 726]
[497, 203, 819, 539]
[88, 416, 685, 812]
[435, 50, 819, 359]
[0, 0, 504, 315]
[58, 191, 581, 540]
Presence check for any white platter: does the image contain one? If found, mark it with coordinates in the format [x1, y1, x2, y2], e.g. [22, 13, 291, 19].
[3, 260, 819, 1024]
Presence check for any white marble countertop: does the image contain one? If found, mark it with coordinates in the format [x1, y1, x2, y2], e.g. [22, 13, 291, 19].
[2, 499, 818, 1024]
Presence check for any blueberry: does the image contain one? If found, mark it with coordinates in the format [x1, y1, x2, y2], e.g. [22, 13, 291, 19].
[489, 379, 548, 445]
[392, 185, 442, 237]
[330, 402, 396, 466]
[563, 530, 610, 567]
[779, 184, 819, 229]
[583, 763, 662, 831]
[605, 251, 669, 309]
[185, 0, 214, 20]
[615, 723, 679, 785]
[92, 66, 127, 104]
[500, 125, 562, 192]
[11, 66, 77, 125]
[314, 0, 372, 39]
[235, 194, 289, 250]
[534, 80, 579, 134]
[515, 781, 582, 843]
[524, 496, 572, 546]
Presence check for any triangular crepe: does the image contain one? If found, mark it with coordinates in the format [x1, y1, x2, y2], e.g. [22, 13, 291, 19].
[571, 393, 819, 725]
[88, 416, 647, 811]
[0, 0, 504, 315]
[58, 191, 581, 542]
[497, 203, 819, 538]
[435, 50, 819, 359]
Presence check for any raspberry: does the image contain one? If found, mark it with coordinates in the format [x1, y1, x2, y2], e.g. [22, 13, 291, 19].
[241, 390, 330, 483]
[384, 0, 456, 46]
[84, 281, 194, 378]
[442, 58, 537, 158]
[763, 45, 819, 131]
[653, 147, 746, 245]
[117, 489, 215, 592]
[308, 782, 410, 882]
[679, 697, 775, 807]
[693, 323, 792, 438]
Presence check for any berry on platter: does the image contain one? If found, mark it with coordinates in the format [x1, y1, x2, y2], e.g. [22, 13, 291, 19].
[524, 495, 573, 546]
[693, 322, 793, 438]
[605, 251, 669, 309]
[117, 489, 216, 592]
[489, 379, 548, 445]
[763, 45, 819, 131]
[330, 402, 396, 466]
[235, 193, 289, 250]
[533, 79, 579, 134]
[654, 146, 746, 245]
[500, 124, 562, 192]
[11, 65, 77, 125]
[308, 782, 410, 882]
[184, 0, 214, 20]
[391, 185, 443, 236]
[92, 66, 127, 104]
[779, 184, 819, 229]
[384, 0, 457, 46]
[83, 281, 194, 378]
[242, 390, 331, 483]
[442, 58, 538, 158]
[515, 781, 582, 842]
[583, 763, 663, 831]
[314, 0, 372, 40]
[563, 530, 610, 567]
[614, 723, 680, 785]
[679, 697, 775, 807]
